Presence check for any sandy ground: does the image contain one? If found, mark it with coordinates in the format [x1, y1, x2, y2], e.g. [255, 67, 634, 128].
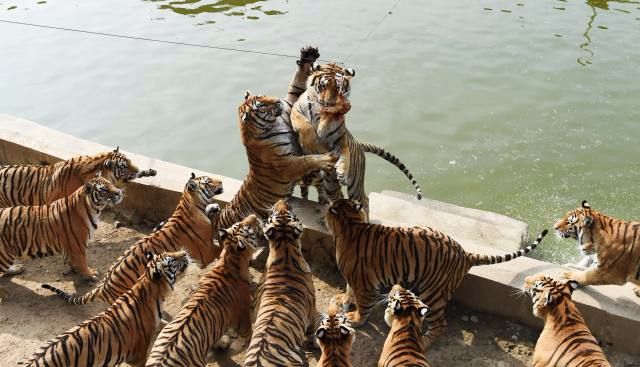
[1, 215, 638, 367]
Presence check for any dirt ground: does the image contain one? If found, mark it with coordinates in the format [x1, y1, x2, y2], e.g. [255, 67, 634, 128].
[1, 215, 638, 366]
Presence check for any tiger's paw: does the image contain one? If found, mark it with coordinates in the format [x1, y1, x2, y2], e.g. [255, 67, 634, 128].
[83, 269, 100, 282]
[205, 203, 221, 218]
[298, 46, 320, 65]
[0, 287, 8, 303]
[561, 270, 577, 281]
[634, 287, 640, 298]
[138, 168, 157, 178]
[330, 293, 356, 312]
[317, 153, 339, 171]
[345, 310, 366, 327]
[3, 264, 24, 277]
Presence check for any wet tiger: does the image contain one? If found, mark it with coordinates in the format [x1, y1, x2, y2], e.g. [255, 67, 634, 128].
[315, 304, 355, 367]
[41, 174, 223, 305]
[291, 62, 423, 213]
[324, 199, 548, 348]
[22, 251, 190, 367]
[211, 46, 337, 233]
[556, 200, 640, 297]
[145, 215, 259, 367]
[0, 146, 155, 208]
[244, 200, 317, 367]
[379, 285, 431, 367]
[0, 174, 122, 301]
[523, 274, 611, 367]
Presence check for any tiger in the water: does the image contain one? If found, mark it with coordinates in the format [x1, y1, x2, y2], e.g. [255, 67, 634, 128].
[244, 200, 317, 367]
[315, 304, 355, 367]
[0, 174, 122, 301]
[0, 146, 155, 208]
[523, 274, 611, 367]
[291, 62, 423, 214]
[324, 199, 548, 348]
[210, 46, 337, 235]
[41, 174, 223, 306]
[379, 285, 431, 367]
[22, 251, 190, 367]
[556, 200, 640, 297]
[145, 215, 259, 367]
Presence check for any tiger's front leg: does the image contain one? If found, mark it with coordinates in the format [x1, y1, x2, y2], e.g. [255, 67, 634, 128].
[282, 153, 338, 182]
[64, 250, 99, 282]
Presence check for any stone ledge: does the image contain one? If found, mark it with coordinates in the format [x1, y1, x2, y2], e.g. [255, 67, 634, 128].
[1, 115, 638, 356]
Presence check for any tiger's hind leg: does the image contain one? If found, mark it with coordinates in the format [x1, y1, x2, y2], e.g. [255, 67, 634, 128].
[344, 289, 379, 327]
[423, 298, 448, 350]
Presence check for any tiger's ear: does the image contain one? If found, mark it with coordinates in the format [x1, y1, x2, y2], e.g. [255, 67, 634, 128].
[339, 326, 351, 337]
[581, 200, 590, 209]
[329, 207, 338, 215]
[95, 171, 102, 178]
[265, 227, 275, 239]
[584, 216, 593, 227]
[313, 64, 321, 71]
[567, 280, 579, 293]
[104, 159, 113, 168]
[152, 267, 162, 280]
[84, 181, 93, 193]
[393, 301, 403, 315]
[218, 228, 230, 240]
[419, 306, 430, 317]
[114, 146, 120, 153]
[241, 112, 249, 123]
[237, 241, 246, 251]
[544, 292, 555, 306]
[187, 177, 198, 191]
[353, 202, 363, 212]
[345, 68, 355, 77]
[315, 328, 326, 339]
[244, 90, 251, 100]
[191, 172, 196, 179]
[145, 252, 154, 262]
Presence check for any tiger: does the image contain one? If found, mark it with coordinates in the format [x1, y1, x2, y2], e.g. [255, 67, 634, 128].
[244, 199, 317, 367]
[41, 173, 223, 306]
[0, 146, 155, 208]
[379, 285, 431, 367]
[145, 214, 259, 367]
[523, 274, 611, 367]
[290, 62, 423, 214]
[556, 200, 640, 297]
[315, 304, 355, 367]
[324, 199, 548, 349]
[0, 174, 122, 302]
[210, 46, 338, 234]
[21, 251, 191, 367]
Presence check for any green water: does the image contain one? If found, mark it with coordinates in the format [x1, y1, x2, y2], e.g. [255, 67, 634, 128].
[1, 0, 639, 264]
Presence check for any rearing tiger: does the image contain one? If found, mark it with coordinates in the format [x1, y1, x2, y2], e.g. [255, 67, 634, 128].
[42, 174, 223, 305]
[523, 274, 611, 367]
[291, 62, 423, 215]
[325, 199, 548, 349]
[556, 200, 640, 297]
[211, 46, 338, 233]
[22, 251, 191, 367]
[0, 146, 155, 208]
[0, 174, 122, 301]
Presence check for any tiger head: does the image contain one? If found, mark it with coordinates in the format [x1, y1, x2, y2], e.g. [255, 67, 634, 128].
[238, 91, 284, 141]
[554, 200, 597, 254]
[101, 147, 142, 183]
[324, 199, 366, 235]
[185, 173, 224, 209]
[83, 173, 123, 210]
[316, 304, 355, 351]
[384, 285, 430, 327]
[308, 63, 355, 107]
[263, 199, 304, 242]
[523, 274, 579, 319]
[148, 251, 191, 289]
[218, 214, 260, 257]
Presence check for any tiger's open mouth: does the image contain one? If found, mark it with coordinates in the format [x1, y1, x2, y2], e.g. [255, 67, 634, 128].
[555, 229, 573, 239]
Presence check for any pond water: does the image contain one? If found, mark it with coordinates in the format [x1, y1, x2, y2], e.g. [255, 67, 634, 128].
[1, 0, 639, 264]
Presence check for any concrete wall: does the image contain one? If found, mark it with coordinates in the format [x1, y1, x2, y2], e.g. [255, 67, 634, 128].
[1, 115, 638, 355]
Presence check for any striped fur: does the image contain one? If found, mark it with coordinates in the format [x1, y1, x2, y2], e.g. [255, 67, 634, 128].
[379, 285, 431, 367]
[316, 304, 355, 367]
[556, 200, 640, 297]
[0, 147, 154, 208]
[0, 175, 122, 301]
[244, 200, 317, 366]
[41, 174, 223, 305]
[291, 63, 423, 215]
[145, 215, 259, 367]
[325, 199, 548, 348]
[211, 47, 337, 234]
[22, 251, 190, 367]
[524, 274, 611, 367]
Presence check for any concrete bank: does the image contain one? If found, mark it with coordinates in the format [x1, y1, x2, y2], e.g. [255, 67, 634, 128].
[1, 115, 638, 355]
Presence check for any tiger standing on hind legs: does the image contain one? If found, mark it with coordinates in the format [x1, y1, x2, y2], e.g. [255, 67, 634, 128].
[21, 251, 191, 367]
[324, 199, 548, 349]
[556, 200, 640, 297]
[0, 174, 123, 302]
[243, 200, 317, 367]
[209, 46, 338, 234]
[145, 215, 260, 367]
